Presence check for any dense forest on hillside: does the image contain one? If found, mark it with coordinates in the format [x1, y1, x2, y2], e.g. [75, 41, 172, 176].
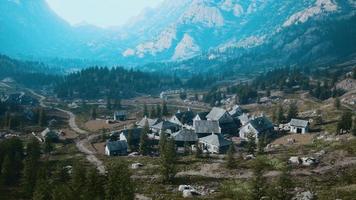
[0, 55, 61, 87]
[204, 66, 355, 106]
[54, 67, 182, 99]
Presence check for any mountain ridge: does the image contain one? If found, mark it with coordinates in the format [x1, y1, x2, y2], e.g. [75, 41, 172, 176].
[0, 0, 355, 72]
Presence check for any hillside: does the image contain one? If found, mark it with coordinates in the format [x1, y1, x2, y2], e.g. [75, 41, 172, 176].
[0, 0, 355, 72]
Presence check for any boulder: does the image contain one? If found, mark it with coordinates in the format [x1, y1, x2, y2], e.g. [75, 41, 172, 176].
[131, 163, 144, 169]
[182, 190, 201, 198]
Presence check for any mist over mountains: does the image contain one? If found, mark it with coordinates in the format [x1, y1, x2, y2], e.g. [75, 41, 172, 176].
[0, 0, 355, 72]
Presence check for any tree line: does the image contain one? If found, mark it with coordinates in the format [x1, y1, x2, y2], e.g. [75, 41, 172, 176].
[0, 137, 135, 200]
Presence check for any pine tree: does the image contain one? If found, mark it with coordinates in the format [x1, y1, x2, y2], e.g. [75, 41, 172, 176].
[139, 120, 150, 155]
[91, 107, 97, 120]
[250, 157, 268, 200]
[183, 141, 190, 156]
[127, 129, 134, 152]
[159, 131, 167, 155]
[352, 118, 356, 136]
[162, 101, 169, 116]
[0, 155, 13, 185]
[159, 138, 177, 183]
[257, 135, 267, 155]
[226, 144, 236, 169]
[334, 97, 341, 110]
[52, 184, 71, 200]
[106, 97, 112, 110]
[337, 111, 353, 134]
[246, 133, 257, 155]
[84, 168, 104, 200]
[32, 179, 52, 200]
[22, 138, 41, 197]
[277, 105, 285, 124]
[156, 104, 162, 118]
[195, 142, 202, 159]
[287, 102, 298, 121]
[271, 108, 277, 124]
[149, 106, 156, 118]
[143, 104, 149, 117]
[38, 108, 46, 127]
[270, 167, 294, 200]
[43, 137, 54, 155]
[70, 163, 87, 198]
[105, 162, 134, 200]
[114, 99, 121, 110]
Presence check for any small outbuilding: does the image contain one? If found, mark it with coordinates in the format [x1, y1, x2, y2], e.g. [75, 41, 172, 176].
[114, 111, 127, 121]
[289, 118, 309, 134]
[105, 140, 128, 156]
[198, 133, 232, 154]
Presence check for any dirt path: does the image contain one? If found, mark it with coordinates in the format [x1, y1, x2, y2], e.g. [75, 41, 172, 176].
[28, 89, 106, 174]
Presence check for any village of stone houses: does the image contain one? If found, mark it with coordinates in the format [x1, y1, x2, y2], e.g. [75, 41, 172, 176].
[1, 69, 355, 200]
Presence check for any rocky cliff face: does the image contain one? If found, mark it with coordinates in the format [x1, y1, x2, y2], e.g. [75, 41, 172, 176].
[0, 0, 355, 70]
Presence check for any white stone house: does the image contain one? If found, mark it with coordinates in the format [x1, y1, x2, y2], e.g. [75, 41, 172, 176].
[289, 119, 309, 134]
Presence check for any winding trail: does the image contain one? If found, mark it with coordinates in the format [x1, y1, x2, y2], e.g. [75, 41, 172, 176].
[28, 89, 106, 174]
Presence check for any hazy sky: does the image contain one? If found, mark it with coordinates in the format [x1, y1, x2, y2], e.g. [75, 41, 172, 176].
[46, 0, 164, 28]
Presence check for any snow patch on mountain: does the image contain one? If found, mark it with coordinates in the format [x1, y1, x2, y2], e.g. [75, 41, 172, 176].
[220, 0, 244, 16]
[180, 1, 224, 27]
[123, 27, 177, 58]
[172, 34, 200, 60]
[219, 35, 266, 51]
[283, 0, 338, 27]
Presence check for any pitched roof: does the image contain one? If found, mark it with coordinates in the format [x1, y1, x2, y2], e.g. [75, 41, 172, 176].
[171, 129, 198, 142]
[175, 110, 195, 125]
[195, 112, 209, 120]
[151, 121, 179, 131]
[120, 128, 142, 140]
[206, 107, 228, 121]
[199, 133, 231, 147]
[249, 117, 274, 133]
[40, 128, 59, 139]
[229, 105, 242, 117]
[194, 120, 220, 134]
[106, 140, 128, 152]
[137, 117, 160, 127]
[290, 119, 309, 128]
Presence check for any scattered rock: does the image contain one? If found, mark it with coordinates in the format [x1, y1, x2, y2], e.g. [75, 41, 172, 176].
[182, 189, 201, 198]
[131, 163, 144, 169]
[293, 190, 314, 200]
[128, 152, 140, 157]
[178, 185, 194, 192]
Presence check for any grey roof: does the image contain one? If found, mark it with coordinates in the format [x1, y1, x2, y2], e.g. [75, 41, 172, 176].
[290, 119, 309, 128]
[120, 128, 142, 140]
[249, 117, 274, 133]
[194, 120, 220, 134]
[137, 117, 160, 128]
[199, 133, 231, 147]
[106, 140, 128, 152]
[206, 107, 228, 121]
[195, 112, 209, 120]
[229, 105, 242, 117]
[171, 129, 198, 142]
[152, 121, 179, 131]
[40, 128, 59, 139]
[175, 110, 196, 125]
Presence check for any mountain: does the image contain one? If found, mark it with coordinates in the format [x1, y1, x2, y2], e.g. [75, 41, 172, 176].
[0, 0, 355, 71]
[0, 0, 122, 62]
[122, 0, 356, 65]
